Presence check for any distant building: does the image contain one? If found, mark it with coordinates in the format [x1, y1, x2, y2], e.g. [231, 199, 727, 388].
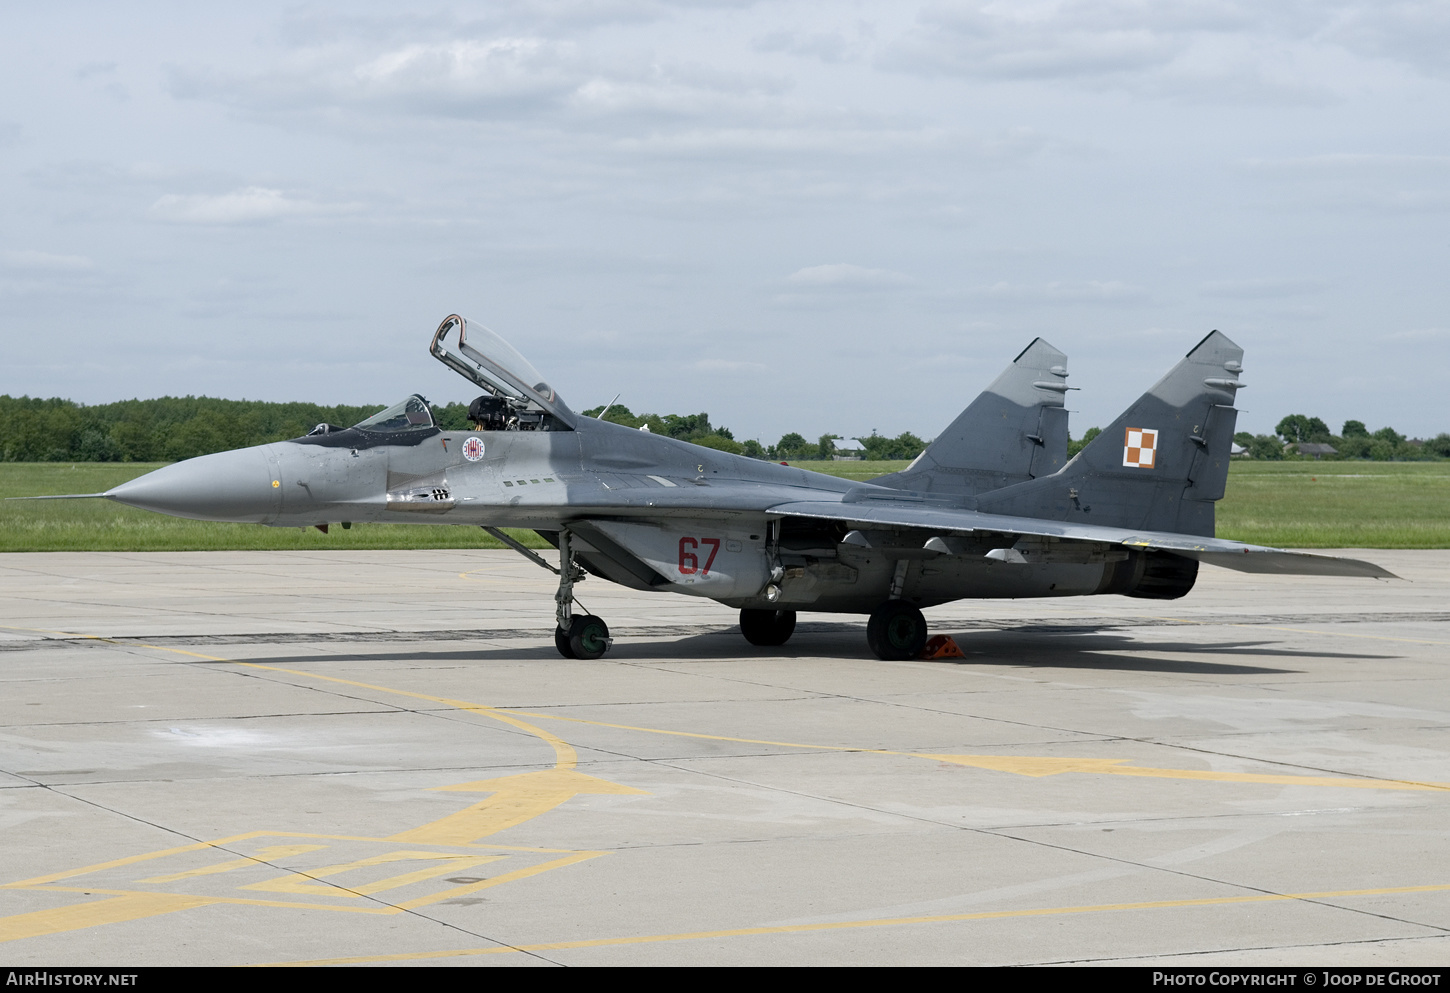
[1288, 442, 1337, 459]
[1230, 442, 1249, 458]
[832, 438, 866, 461]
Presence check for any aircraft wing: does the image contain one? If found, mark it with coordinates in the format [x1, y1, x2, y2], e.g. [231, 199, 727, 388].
[765, 499, 1399, 579]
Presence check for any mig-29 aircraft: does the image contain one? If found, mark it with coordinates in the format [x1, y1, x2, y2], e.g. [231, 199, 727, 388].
[53, 315, 1394, 661]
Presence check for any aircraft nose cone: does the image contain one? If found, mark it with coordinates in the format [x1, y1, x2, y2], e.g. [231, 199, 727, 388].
[106, 447, 279, 523]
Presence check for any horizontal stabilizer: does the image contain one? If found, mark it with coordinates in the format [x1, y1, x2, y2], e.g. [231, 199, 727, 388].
[1178, 549, 1398, 579]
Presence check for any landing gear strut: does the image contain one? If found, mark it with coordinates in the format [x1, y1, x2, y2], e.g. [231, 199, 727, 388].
[866, 600, 927, 661]
[552, 528, 610, 660]
[739, 608, 796, 647]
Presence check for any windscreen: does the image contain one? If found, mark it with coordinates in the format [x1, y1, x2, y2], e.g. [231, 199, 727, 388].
[353, 394, 435, 432]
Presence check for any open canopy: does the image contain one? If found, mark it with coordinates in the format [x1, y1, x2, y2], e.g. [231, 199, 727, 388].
[429, 314, 576, 429]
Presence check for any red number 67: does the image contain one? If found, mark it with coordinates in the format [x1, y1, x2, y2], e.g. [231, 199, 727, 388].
[678, 537, 720, 576]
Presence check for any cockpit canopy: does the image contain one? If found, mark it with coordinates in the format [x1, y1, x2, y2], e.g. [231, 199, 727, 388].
[430, 315, 575, 431]
[352, 394, 435, 433]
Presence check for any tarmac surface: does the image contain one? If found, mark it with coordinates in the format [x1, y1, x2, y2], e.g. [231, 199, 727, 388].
[1, 547, 1448, 967]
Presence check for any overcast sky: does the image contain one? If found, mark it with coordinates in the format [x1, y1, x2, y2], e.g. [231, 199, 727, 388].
[2, 1, 1447, 443]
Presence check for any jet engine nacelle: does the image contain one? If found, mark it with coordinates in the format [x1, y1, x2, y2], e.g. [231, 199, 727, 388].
[1097, 549, 1200, 600]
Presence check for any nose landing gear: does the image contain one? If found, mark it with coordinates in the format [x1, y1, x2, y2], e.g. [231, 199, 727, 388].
[554, 529, 611, 660]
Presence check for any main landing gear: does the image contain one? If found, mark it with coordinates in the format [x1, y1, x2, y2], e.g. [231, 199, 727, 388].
[866, 600, 927, 661]
[739, 608, 796, 646]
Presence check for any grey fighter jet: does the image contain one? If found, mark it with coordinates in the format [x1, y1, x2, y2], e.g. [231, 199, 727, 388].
[58, 315, 1395, 661]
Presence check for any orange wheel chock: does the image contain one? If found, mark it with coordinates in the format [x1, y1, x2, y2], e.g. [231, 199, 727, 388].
[919, 635, 964, 660]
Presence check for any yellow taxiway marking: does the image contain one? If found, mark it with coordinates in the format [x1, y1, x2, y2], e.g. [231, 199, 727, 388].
[4, 618, 1449, 951]
[920, 754, 1450, 790]
[0, 635, 638, 944]
[491, 708, 1450, 792]
[274, 879, 1450, 965]
[0, 893, 220, 944]
[139, 845, 327, 883]
[241, 851, 507, 897]
[396, 769, 647, 845]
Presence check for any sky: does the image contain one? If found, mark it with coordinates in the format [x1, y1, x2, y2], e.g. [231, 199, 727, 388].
[2, 1, 1447, 444]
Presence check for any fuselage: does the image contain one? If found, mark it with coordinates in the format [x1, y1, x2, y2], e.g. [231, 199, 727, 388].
[104, 415, 1162, 615]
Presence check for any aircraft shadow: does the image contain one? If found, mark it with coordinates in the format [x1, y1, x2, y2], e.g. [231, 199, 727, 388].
[227, 625, 1389, 676]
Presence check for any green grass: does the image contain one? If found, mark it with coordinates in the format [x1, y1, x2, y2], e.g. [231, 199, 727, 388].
[2, 459, 1447, 551]
[0, 464, 548, 552]
[789, 460, 911, 481]
[1213, 460, 1450, 548]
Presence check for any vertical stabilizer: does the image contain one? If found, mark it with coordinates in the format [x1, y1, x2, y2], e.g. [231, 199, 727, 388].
[975, 331, 1243, 536]
[874, 339, 1070, 497]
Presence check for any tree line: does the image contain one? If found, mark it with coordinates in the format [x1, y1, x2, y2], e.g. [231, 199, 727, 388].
[4, 394, 1445, 464]
[1236, 416, 1450, 460]
[0, 395, 931, 464]
[577, 403, 929, 461]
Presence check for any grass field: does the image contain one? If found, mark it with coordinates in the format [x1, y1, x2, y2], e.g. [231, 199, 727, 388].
[2, 459, 1446, 551]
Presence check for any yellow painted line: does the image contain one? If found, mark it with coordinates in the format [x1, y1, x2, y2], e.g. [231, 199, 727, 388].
[139, 845, 328, 883]
[0, 893, 219, 943]
[921, 754, 1450, 791]
[270, 879, 1450, 965]
[15, 886, 399, 916]
[395, 769, 646, 845]
[58, 628, 1450, 795]
[489, 708, 1450, 792]
[391, 851, 608, 910]
[82, 636, 584, 775]
[241, 851, 507, 898]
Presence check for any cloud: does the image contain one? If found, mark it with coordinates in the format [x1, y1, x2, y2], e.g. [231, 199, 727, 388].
[876, 1, 1450, 99]
[694, 358, 768, 373]
[1199, 277, 1325, 299]
[753, 29, 855, 64]
[150, 187, 358, 224]
[169, 29, 788, 134]
[880, 1, 1192, 82]
[1, 250, 95, 272]
[785, 263, 914, 288]
[967, 280, 1148, 303]
[1384, 327, 1450, 342]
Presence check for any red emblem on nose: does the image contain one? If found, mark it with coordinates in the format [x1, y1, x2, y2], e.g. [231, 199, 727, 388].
[462, 437, 485, 462]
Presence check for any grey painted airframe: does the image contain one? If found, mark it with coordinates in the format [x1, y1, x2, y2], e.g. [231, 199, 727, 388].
[51, 315, 1396, 660]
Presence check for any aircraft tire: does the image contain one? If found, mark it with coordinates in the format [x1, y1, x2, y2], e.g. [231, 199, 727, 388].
[866, 601, 927, 661]
[567, 614, 611, 660]
[554, 625, 577, 659]
[739, 608, 796, 647]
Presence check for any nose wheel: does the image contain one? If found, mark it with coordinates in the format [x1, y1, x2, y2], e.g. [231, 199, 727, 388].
[556, 614, 611, 660]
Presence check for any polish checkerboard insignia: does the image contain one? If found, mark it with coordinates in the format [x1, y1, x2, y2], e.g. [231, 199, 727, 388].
[1122, 427, 1157, 468]
[462, 437, 485, 462]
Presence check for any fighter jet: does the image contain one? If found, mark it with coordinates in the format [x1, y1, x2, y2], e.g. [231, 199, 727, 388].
[51, 315, 1395, 661]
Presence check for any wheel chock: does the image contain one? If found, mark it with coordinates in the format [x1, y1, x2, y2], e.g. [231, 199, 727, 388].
[919, 635, 964, 660]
